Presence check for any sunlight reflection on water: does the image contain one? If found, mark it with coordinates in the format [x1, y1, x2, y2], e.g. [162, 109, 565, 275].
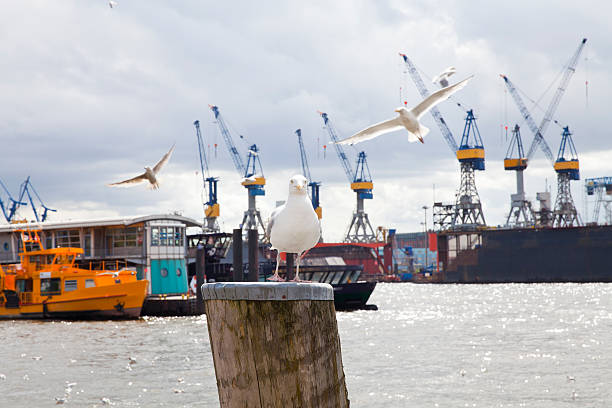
[1, 283, 611, 407]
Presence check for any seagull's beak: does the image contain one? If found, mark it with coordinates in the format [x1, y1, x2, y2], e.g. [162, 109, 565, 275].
[394, 108, 401, 113]
[296, 185, 303, 191]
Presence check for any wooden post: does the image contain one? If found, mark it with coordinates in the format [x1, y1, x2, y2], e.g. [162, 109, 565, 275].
[195, 245, 205, 314]
[285, 252, 295, 281]
[232, 229, 243, 281]
[247, 229, 258, 282]
[202, 282, 350, 408]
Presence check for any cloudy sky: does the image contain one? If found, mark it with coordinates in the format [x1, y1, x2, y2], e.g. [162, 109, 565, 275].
[0, 1, 609, 241]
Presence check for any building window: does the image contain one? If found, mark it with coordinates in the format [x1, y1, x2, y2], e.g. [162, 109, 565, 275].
[150, 226, 183, 247]
[151, 228, 159, 246]
[107, 227, 142, 249]
[56, 230, 80, 248]
[65, 280, 78, 292]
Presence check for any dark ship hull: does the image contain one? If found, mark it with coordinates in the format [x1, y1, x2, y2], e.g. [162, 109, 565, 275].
[438, 225, 612, 283]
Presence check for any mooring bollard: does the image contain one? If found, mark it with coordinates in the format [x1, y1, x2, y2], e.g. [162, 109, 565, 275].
[202, 282, 350, 408]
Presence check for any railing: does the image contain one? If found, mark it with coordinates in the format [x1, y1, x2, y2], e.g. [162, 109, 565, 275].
[80, 259, 131, 272]
[19, 291, 33, 304]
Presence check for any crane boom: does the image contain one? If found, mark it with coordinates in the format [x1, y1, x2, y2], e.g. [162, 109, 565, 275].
[319, 112, 354, 183]
[194, 120, 210, 183]
[500, 74, 556, 165]
[399, 53, 459, 153]
[209, 105, 246, 176]
[295, 129, 312, 183]
[526, 38, 587, 160]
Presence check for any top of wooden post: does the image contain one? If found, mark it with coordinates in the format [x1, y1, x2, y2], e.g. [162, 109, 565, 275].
[201, 282, 333, 301]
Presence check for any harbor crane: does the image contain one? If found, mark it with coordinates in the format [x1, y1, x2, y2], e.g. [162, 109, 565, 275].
[193, 120, 220, 232]
[552, 126, 581, 227]
[16, 177, 56, 222]
[585, 177, 612, 225]
[0, 178, 26, 223]
[501, 38, 587, 227]
[209, 105, 266, 234]
[504, 124, 535, 227]
[318, 112, 376, 243]
[295, 129, 322, 219]
[399, 53, 485, 230]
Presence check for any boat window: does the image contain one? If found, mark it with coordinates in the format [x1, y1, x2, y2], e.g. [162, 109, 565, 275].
[40, 278, 61, 296]
[46, 255, 55, 265]
[64, 280, 78, 292]
[330, 273, 343, 284]
[16, 279, 33, 292]
[85, 279, 95, 288]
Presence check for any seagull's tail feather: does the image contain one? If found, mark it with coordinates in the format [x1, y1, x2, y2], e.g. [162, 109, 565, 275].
[407, 124, 429, 143]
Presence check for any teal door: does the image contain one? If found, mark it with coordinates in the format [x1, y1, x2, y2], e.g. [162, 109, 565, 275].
[150, 259, 188, 295]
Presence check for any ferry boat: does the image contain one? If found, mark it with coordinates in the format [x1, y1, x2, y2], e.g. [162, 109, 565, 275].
[0, 229, 148, 319]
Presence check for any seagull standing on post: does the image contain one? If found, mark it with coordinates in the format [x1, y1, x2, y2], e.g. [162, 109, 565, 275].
[266, 175, 320, 282]
[336, 75, 473, 146]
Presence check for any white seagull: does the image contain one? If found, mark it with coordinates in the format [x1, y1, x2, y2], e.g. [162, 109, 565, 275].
[108, 144, 175, 190]
[336, 75, 473, 146]
[432, 66, 457, 88]
[266, 175, 321, 282]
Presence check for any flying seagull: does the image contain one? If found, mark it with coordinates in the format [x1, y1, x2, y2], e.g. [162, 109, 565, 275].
[108, 1, 118, 8]
[336, 75, 473, 146]
[432, 66, 456, 88]
[108, 144, 175, 190]
[266, 175, 320, 282]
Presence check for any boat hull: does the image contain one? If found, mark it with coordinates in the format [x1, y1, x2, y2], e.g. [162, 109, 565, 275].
[0, 280, 147, 320]
[438, 225, 612, 283]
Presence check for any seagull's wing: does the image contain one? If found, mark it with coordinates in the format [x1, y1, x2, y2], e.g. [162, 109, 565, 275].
[336, 117, 404, 146]
[152, 144, 175, 174]
[266, 205, 284, 240]
[107, 173, 148, 187]
[412, 75, 473, 119]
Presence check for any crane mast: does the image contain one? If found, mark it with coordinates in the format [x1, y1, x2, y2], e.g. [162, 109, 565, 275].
[504, 125, 534, 227]
[209, 105, 266, 234]
[295, 129, 322, 219]
[319, 112, 376, 242]
[194, 120, 220, 232]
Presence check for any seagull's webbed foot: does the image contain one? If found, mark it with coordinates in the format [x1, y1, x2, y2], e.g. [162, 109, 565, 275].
[267, 273, 286, 282]
[290, 277, 311, 283]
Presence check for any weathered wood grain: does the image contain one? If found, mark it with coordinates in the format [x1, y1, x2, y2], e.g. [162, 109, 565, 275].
[203, 283, 349, 408]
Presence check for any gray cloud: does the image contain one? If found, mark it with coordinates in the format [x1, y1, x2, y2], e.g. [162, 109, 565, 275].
[0, 0, 608, 235]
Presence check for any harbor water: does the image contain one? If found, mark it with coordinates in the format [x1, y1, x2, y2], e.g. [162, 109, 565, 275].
[1, 283, 611, 407]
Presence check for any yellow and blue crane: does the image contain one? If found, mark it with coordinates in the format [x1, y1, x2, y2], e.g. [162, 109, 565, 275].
[501, 38, 587, 227]
[399, 53, 485, 229]
[585, 177, 612, 224]
[193, 120, 220, 232]
[503, 124, 535, 227]
[318, 112, 376, 243]
[295, 129, 322, 219]
[209, 105, 266, 234]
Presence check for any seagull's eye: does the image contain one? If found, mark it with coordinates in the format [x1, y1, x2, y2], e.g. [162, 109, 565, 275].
[291, 180, 294, 184]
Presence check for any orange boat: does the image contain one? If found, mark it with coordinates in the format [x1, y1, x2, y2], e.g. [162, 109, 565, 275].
[0, 229, 148, 319]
